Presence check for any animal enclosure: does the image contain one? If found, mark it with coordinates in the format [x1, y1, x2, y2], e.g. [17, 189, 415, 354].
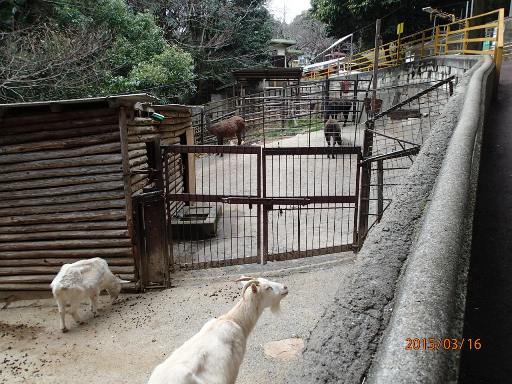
[168, 72, 458, 269]
[192, 77, 372, 147]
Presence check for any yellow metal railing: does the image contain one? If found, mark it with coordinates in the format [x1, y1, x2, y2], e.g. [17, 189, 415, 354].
[303, 8, 506, 80]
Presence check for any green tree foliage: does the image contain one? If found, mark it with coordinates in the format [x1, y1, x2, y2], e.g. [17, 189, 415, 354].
[128, 0, 275, 103]
[0, 0, 195, 102]
[311, 0, 510, 48]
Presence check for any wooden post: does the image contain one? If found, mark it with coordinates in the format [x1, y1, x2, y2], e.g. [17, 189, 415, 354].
[185, 127, 196, 194]
[146, 139, 163, 191]
[118, 107, 134, 241]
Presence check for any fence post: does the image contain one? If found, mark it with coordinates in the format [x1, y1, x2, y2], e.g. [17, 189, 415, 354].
[444, 24, 451, 55]
[262, 96, 266, 145]
[434, 26, 440, 55]
[308, 100, 312, 146]
[377, 159, 384, 222]
[358, 18, 381, 245]
[323, 76, 330, 121]
[496, 8, 505, 79]
[463, 19, 469, 53]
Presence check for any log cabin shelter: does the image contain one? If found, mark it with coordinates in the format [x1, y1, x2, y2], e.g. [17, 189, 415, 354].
[0, 94, 194, 297]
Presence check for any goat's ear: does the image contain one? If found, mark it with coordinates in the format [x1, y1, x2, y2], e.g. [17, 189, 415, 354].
[251, 283, 258, 293]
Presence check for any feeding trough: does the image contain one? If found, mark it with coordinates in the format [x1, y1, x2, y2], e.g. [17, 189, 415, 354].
[170, 204, 222, 240]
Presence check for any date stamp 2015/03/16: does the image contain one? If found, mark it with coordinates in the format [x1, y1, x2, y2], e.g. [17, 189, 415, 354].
[405, 338, 482, 351]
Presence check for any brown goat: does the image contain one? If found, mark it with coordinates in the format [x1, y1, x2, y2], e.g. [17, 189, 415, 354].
[207, 115, 246, 146]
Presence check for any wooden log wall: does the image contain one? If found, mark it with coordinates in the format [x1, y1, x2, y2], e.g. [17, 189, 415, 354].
[0, 107, 136, 291]
[128, 105, 194, 218]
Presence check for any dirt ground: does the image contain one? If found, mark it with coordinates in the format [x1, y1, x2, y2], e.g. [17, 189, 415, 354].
[0, 253, 355, 384]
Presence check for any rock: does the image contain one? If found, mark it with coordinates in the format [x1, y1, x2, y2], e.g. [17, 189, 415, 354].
[263, 338, 304, 361]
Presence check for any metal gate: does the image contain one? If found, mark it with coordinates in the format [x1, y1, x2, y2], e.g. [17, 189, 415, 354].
[262, 147, 360, 261]
[162, 144, 361, 270]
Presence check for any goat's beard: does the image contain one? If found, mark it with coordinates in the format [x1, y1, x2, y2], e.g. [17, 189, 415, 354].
[270, 301, 281, 314]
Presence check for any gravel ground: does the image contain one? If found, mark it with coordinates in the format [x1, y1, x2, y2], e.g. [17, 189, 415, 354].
[0, 252, 355, 384]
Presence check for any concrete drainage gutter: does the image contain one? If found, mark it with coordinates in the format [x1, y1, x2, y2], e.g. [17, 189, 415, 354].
[366, 56, 495, 383]
[286, 56, 496, 384]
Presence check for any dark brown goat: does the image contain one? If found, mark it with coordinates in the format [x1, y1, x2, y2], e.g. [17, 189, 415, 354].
[207, 116, 246, 146]
[324, 99, 352, 126]
[324, 117, 342, 158]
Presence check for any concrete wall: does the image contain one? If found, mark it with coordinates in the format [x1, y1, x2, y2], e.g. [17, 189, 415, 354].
[286, 56, 496, 383]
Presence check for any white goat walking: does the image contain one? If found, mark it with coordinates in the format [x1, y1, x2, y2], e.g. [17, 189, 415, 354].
[50, 257, 127, 332]
[147, 276, 289, 384]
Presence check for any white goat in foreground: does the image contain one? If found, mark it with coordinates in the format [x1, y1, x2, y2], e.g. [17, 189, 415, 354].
[147, 276, 289, 384]
[50, 257, 128, 332]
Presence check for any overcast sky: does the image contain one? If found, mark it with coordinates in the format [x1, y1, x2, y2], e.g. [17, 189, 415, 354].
[267, 0, 311, 23]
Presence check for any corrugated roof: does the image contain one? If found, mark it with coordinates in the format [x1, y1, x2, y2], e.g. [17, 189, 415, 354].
[0, 93, 159, 110]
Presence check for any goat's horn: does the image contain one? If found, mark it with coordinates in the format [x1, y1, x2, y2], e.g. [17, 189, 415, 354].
[235, 276, 254, 282]
[241, 279, 260, 299]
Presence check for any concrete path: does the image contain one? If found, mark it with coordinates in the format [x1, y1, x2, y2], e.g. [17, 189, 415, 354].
[459, 62, 512, 383]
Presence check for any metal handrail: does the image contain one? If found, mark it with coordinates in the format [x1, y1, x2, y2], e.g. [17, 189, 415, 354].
[303, 8, 506, 80]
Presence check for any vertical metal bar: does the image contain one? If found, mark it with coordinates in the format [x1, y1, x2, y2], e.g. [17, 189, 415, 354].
[434, 26, 440, 56]
[444, 24, 451, 55]
[164, 149, 173, 271]
[260, 148, 266, 264]
[262, 96, 266, 146]
[358, 19, 380, 244]
[496, 8, 505, 78]
[463, 19, 469, 53]
[420, 31, 426, 59]
[353, 79, 358, 125]
[372, 19, 381, 107]
[242, 154, 246, 261]
[229, 152, 234, 261]
[377, 159, 384, 222]
[353, 151, 361, 247]
[297, 207, 301, 256]
[200, 107, 205, 145]
[308, 100, 312, 147]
